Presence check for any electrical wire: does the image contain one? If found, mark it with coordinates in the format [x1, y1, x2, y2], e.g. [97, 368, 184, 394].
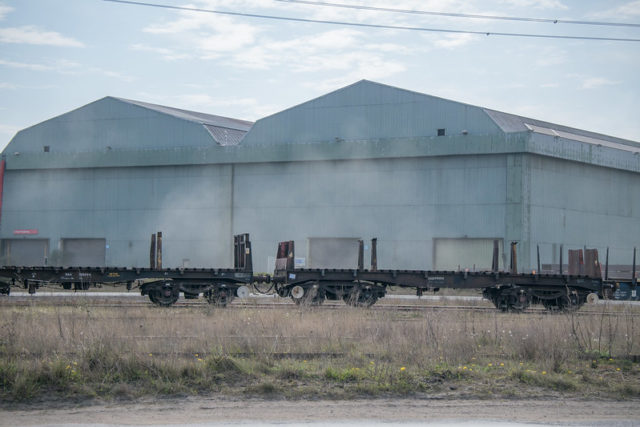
[103, 0, 640, 42]
[275, 0, 640, 28]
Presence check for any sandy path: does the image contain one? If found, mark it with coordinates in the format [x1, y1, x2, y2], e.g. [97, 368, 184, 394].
[2, 397, 640, 426]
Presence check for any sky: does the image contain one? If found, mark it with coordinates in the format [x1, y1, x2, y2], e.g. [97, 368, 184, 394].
[0, 0, 639, 151]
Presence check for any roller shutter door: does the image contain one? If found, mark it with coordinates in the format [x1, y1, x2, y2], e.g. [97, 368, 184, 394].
[433, 238, 503, 271]
[307, 237, 360, 269]
[2, 239, 49, 266]
[62, 238, 106, 267]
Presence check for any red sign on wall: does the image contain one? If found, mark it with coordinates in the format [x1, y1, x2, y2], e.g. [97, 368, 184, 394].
[13, 229, 38, 235]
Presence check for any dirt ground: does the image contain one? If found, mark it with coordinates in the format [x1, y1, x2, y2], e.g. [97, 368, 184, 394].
[2, 397, 640, 426]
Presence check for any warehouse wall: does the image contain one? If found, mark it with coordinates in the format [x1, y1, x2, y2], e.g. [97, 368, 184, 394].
[528, 154, 640, 271]
[233, 154, 508, 272]
[3, 151, 637, 272]
[1, 164, 234, 267]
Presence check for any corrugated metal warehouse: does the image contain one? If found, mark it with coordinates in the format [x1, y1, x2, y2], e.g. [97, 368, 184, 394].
[1, 80, 639, 272]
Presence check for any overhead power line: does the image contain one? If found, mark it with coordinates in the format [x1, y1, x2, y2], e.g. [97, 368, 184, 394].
[276, 0, 640, 28]
[103, 0, 640, 42]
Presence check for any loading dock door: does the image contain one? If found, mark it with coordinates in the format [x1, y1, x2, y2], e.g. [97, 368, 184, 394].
[308, 237, 360, 269]
[62, 238, 106, 267]
[433, 238, 503, 271]
[2, 239, 49, 266]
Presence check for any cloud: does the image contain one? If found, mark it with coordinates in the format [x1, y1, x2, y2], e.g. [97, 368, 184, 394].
[533, 46, 567, 67]
[133, 0, 478, 80]
[131, 43, 191, 61]
[97, 69, 135, 83]
[0, 58, 52, 71]
[135, 91, 278, 120]
[497, 0, 568, 9]
[0, 58, 134, 82]
[0, 26, 84, 47]
[430, 33, 476, 49]
[0, 3, 13, 20]
[615, 0, 640, 16]
[0, 123, 19, 137]
[581, 77, 619, 89]
[589, 1, 640, 19]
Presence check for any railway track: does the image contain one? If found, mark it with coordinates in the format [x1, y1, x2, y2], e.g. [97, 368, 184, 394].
[2, 294, 638, 317]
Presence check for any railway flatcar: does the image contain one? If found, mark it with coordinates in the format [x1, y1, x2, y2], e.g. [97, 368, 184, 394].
[0, 233, 257, 307]
[272, 239, 630, 312]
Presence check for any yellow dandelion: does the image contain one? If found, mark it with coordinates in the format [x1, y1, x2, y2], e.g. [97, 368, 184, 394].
[197, 358, 203, 362]
[469, 368, 473, 372]
[488, 363, 493, 367]
[542, 371, 547, 375]
[149, 353, 153, 357]
[500, 363, 504, 367]
[616, 368, 621, 371]
[370, 361, 375, 365]
[463, 366, 467, 370]
[609, 358, 613, 361]
[66, 365, 71, 370]
[195, 354, 199, 357]
[519, 362, 524, 366]
[400, 366, 406, 371]
[72, 361, 78, 366]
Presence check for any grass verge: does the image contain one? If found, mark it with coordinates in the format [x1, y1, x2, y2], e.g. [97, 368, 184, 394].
[1, 303, 639, 403]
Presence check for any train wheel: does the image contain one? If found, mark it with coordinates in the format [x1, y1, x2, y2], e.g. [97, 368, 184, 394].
[558, 293, 581, 312]
[148, 286, 179, 306]
[291, 285, 325, 306]
[542, 299, 560, 311]
[206, 289, 235, 307]
[343, 288, 378, 307]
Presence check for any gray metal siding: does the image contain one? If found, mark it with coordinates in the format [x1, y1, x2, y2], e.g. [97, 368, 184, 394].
[0, 165, 234, 268]
[528, 154, 640, 269]
[233, 155, 508, 271]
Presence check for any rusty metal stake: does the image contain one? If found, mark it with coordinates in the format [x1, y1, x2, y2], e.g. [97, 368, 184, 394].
[510, 242, 518, 274]
[492, 240, 500, 272]
[371, 238, 378, 272]
[156, 232, 162, 270]
[150, 233, 156, 269]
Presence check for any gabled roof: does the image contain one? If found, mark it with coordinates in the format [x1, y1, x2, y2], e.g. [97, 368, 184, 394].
[114, 97, 252, 131]
[4, 96, 254, 154]
[484, 108, 639, 153]
[240, 80, 639, 154]
[111, 97, 253, 146]
[240, 80, 503, 146]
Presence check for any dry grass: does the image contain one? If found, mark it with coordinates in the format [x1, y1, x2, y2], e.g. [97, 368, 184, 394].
[1, 302, 639, 402]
